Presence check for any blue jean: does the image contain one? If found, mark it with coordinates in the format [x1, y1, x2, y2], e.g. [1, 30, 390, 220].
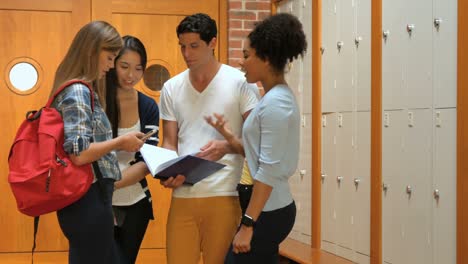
[57, 179, 120, 264]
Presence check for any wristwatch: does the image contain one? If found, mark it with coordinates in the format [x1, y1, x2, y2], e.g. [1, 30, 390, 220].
[241, 214, 255, 227]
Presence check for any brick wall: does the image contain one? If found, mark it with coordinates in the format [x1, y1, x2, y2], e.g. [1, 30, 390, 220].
[227, 0, 272, 68]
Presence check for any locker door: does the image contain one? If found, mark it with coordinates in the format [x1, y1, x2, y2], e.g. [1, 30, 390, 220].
[289, 112, 312, 244]
[336, 0, 354, 112]
[321, 113, 338, 254]
[355, 0, 371, 112]
[433, 108, 456, 264]
[277, 0, 312, 245]
[382, 110, 406, 264]
[405, 0, 433, 109]
[402, 109, 432, 264]
[433, 0, 457, 108]
[322, 0, 338, 113]
[302, 0, 313, 114]
[282, 0, 303, 111]
[382, 0, 405, 110]
[335, 112, 354, 260]
[353, 111, 371, 259]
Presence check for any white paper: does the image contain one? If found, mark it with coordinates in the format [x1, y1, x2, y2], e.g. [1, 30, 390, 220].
[139, 144, 178, 175]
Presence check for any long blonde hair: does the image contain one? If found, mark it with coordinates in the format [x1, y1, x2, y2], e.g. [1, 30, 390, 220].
[51, 21, 122, 107]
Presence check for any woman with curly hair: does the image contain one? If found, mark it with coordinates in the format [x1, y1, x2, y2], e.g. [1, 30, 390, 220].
[206, 13, 307, 263]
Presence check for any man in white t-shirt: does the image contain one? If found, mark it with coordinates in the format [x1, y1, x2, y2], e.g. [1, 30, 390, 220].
[159, 13, 259, 264]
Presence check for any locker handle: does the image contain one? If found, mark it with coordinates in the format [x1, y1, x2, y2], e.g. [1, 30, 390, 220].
[354, 178, 361, 186]
[407, 24, 415, 35]
[321, 173, 327, 180]
[406, 185, 413, 195]
[434, 189, 440, 199]
[383, 30, 390, 41]
[434, 18, 442, 29]
[354, 36, 362, 47]
[320, 46, 325, 55]
[382, 183, 389, 191]
[337, 41, 344, 51]
[337, 176, 343, 183]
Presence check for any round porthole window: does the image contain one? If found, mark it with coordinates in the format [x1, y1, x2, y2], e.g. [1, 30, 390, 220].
[9, 62, 38, 91]
[5, 57, 43, 95]
[143, 64, 171, 92]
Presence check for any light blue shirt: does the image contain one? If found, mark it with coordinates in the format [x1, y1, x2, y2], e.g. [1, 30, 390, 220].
[242, 84, 300, 211]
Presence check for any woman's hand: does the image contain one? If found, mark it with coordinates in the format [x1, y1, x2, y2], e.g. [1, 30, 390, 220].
[204, 113, 233, 139]
[204, 113, 245, 156]
[232, 225, 254, 254]
[117, 131, 144, 152]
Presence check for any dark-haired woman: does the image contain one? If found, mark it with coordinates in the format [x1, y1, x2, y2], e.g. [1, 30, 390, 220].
[206, 13, 307, 263]
[106, 35, 159, 264]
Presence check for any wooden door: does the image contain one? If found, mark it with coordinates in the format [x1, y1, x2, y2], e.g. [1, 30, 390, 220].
[0, 0, 225, 255]
[0, 0, 90, 252]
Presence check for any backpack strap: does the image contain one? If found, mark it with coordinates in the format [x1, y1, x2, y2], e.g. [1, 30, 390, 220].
[30, 216, 39, 264]
[46, 80, 95, 111]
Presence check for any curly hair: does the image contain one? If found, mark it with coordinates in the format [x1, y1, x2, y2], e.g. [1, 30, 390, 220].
[176, 13, 217, 44]
[248, 13, 307, 73]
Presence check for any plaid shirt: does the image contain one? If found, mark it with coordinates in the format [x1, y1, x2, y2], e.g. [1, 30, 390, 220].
[52, 83, 121, 181]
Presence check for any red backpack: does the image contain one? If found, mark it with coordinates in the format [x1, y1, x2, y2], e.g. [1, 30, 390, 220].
[8, 80, 95, 217]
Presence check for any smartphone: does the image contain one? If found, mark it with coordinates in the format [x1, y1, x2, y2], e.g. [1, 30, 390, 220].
[141, 129, 157, 142]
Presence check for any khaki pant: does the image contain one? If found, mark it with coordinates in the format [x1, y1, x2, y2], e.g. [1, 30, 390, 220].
[166, 196, 241, 264]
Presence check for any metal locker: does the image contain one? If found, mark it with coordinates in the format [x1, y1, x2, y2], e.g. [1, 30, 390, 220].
[277, 0, 312, 245]
[405, 0, 433, 109]
[282, 1, 303, 111]
[336, 0, 354, 112]
[335, 112, 354, 260]
[382, 110, 406, 264]
[352, 111, 371, 258]
[433, 0, 457, 108]
[402, 109, 432, 264]
[355, 0, 371, 112]
[302, 0, 313, 114]
[321, 113, 338, 254]
[290, 113, 313, 243]
[432, 108, 456, 264]
[322, 0, 338, 113]
[285, 56, 303, 110]
[382, 0, 406, 110]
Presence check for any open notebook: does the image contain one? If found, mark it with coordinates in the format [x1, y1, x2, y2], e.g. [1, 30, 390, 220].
[139, 144, 226, 185]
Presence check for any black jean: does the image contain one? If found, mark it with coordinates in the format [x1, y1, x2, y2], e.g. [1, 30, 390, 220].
[225, 201, 296, 264]
[114, 198, 153, 264]
[57, 179, 120, 264]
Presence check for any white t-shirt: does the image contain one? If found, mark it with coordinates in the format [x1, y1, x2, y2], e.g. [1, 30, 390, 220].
[160, 64, 259, 198]
[112, 120, 146, 205]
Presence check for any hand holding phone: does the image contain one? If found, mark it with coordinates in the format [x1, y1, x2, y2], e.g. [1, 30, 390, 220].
[141, 129, 157, 142]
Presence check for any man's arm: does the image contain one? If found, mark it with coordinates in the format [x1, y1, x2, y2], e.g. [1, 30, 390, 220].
[161, 120, 178, 151]
[160, 119, 185, 188]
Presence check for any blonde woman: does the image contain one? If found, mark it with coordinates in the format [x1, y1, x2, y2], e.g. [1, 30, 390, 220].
[50, 21, 144, 264]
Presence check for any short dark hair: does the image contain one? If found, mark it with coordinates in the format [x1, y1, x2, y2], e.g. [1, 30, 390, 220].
[248, 13, 307, 73]
[106, 35, 148, 138]
[176, 13, 217, 44]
